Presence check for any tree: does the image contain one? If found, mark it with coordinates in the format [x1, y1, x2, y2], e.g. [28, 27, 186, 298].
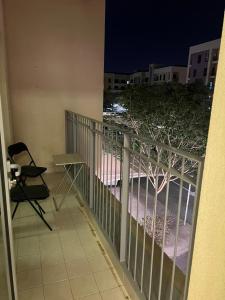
[104, 82, 210, 194]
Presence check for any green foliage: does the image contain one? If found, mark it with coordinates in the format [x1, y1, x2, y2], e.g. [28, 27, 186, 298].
[104, 82, 210, 193]
[119, 82, 210, 156]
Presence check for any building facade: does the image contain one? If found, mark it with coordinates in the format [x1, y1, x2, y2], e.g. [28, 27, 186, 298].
[152, 65, 187, 84]
[104, 73, 130, 92]
[129, 70, 149, 85]
[186, 38, 221, 89]
[105, 65, 187, 92]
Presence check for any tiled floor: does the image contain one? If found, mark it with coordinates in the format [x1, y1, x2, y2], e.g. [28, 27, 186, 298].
[12, 173, 131, 300]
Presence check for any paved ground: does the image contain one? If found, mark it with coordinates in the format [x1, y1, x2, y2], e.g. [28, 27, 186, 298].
[110, 178, 195, 273]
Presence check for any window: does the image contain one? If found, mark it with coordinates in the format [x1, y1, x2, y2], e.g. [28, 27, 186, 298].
[193, 69, 197, 77]
[163, 74, 166, 81]
[172, 73, 177, 80]
[197, 54, 202, 64]
[211, 66, 216, 76]
[108, 86, 111, 90]
[159, 75, 162, 80]
[108, 78, 111, 83]
[212, 49, 219, 61]
[145, 78, 148, 82]
[121, 79, 126, 84]
[203, 68, 207, 76]
[114, 85, 118, 89]
[114, 79, 119, 83]
[188, 69, 191, 78]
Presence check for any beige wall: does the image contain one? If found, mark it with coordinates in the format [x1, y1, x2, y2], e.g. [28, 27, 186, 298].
[0, 0, 13, 146]
[188, 13, 225, 300]
[4, 0, 105, 170]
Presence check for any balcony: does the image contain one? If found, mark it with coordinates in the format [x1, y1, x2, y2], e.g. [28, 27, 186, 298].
[4, 110, 204, 300]
[60, 111, 203, 300]
[0, 2, 225, 299]
[11, 172, 130, 300]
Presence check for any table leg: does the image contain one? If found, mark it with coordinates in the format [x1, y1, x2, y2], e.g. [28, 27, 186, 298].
[57, 164, 83, 210]
[53, 164, 73, 210]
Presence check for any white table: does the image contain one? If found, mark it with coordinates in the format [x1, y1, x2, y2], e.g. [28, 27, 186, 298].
[53, 153, 84, 210]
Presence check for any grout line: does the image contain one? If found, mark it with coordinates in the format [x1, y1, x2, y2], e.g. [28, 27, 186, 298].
[55, 220, 76, 300]
[78, 205, 131, 299]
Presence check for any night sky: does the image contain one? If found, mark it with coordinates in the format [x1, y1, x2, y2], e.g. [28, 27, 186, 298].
[104, 0, 225, 73]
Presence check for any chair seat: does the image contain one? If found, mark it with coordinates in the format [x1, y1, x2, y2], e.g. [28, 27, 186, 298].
[21, 166, 47, 177]
[10, 184, 49, 202]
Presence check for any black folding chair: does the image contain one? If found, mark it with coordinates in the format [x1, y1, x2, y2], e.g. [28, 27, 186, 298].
[10, 182, 52, 231]
[8, 142, 48, 188]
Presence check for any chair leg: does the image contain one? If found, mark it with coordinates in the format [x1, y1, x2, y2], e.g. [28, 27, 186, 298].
[40, 174, 48, 190]
[27, 200, 52, 231]
[12, 202, 19, 219]
[34, 200, 46, 214]
[16, 183, 52, 230]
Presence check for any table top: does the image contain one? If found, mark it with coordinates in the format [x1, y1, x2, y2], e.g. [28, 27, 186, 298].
[53, 153, 84, 166]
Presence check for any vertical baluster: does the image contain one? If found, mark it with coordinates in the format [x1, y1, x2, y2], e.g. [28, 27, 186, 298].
[113, 132, 118, 246]
[134, 150, 141, 280]
[120, 133, 130, 262]
[169, 156, 185, 300]
[148, 148, 160, 300]
[141, 172, 149, 292]
[183, 160, 204, 300]
[102, 126, 105, 228]
[158, 151, 172, 300]
[128, 142, 134, 271]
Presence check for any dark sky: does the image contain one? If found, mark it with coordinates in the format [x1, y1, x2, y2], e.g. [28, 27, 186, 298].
[104, 0, 225, 73]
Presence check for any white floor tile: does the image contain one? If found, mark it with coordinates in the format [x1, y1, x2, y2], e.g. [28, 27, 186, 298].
[44, 280, 73, 300]
[17, 268, 42, 291]
[70, 274, 98, 298]
[66, 257, 92, 278]
[93, 269, 119, 292]
[101, 286, 130, 300]
[17, 254, 41, 273]
[19, 286, 44, 300]
[42, 263, 67, 284]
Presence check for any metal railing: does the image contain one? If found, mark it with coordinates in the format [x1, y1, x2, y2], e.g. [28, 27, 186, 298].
[65, 110, 204, 300]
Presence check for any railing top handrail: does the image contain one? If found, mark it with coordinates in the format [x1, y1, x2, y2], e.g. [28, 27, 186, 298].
[103, 120, 204, 163]
[66, 110, 102, 125]
[66, 110, 204, 164]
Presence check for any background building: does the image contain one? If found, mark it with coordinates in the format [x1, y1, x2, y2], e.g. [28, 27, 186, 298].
[152, 65, 187, 84]
[104, 65, 187, 92]
[129, 70, 149, 85]
[186, 38, 221, 89]
[104, 73, 130, 92]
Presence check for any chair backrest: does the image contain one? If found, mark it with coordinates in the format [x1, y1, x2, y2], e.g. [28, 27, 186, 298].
[8, 142, 29, 159]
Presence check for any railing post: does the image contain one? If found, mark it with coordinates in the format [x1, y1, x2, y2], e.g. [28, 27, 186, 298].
[73, 113, 78, 153]
[89, 120, 96, 210]
[65, 111, 69, 153]
[120, 133, 130, 262]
